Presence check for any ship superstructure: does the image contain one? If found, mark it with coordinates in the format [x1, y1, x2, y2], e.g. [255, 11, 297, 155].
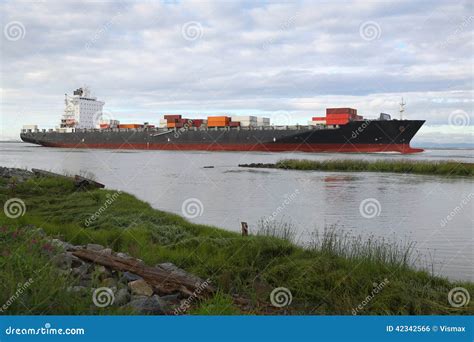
[60, 87, 104, 129]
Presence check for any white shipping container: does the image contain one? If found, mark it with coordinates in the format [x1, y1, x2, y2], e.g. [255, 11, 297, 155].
[22, 125, 38, 130]
[232, 116, 257, 122]
[237, 121, 257, 127]
[308, 120, 326, 126]
[257, 117, 270, 126]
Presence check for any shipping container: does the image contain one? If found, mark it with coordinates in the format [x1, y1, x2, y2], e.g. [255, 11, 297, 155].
[326, 108, 357, 115]
[326, 113, 352, 119]
[312, 117, 326, 121]
[208, 116, 231, 121]
[167, 122, 184, 128]
[207, 116, 231, 127]
[308, 121, 326, 126]
[229, 121, 241, 127]
[164, 114, 182, 120]
[99, 124, 110, 129]
[118, 124, 144, 129]
[326, 120, 349, 125]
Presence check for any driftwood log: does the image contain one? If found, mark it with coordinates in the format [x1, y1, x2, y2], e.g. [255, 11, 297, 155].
[32, 168, 71, 179]
[72, 249, 214, 298]
[73, 175, 105, 189]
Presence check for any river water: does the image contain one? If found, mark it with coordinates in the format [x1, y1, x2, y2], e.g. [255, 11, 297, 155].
[1, 142, 472, 281]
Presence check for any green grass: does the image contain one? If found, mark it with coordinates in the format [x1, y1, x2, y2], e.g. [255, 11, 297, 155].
[259, 159, 474, 177]
[0, 175, 473, 315]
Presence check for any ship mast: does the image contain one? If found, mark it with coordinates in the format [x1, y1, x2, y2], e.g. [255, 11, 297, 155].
[399, 97, 406, 120]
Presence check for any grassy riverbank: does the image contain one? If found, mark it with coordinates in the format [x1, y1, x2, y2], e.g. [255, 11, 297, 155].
[240, 159, 474, 177]
[1, 174, 473, 315]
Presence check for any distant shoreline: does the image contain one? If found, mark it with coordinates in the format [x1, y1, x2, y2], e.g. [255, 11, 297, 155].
[239, 159, 474, 177]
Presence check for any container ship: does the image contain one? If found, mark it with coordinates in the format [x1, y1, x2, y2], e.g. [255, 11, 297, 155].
[21, 88, 425, 153]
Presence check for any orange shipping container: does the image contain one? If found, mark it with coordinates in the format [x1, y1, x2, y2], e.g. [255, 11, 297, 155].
[118, 124, 143, 129]
[208, 116, 230, 123]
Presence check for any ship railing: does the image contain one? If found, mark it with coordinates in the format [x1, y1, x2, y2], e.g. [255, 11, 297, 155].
[64, 125, 339, 135]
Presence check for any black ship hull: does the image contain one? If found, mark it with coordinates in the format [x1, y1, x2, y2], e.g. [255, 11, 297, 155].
[21, 120, 425, 154]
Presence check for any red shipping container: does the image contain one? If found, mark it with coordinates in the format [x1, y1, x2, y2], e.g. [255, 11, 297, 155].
[326, 114, 352, 120]
[100, 124, 110, 129]
[229, 121, 241, 127]
[312, 117, 326, 121]
[163, 114, 181, 120]
[326, 108, 357, 115]
[191, 120, 203, 127]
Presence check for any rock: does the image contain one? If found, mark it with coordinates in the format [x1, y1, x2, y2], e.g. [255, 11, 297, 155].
[160, 294, 181, 303]
[51, 252, 73, 269]
[51, 239, 76, 251]
[126, 295, 164, 315]
[157, 294, 180, 312]
[116, 252, 132, 259]
[114, 288, 131, 306]
[94, 265, 111, 280]
[128, 279, 154, 297]
[0, 167, 34, 182]
[86, 243, 105, 251]
[155, 262, 204, 285]
[121, 271, 142, 282]
[99, 248, 112, 255]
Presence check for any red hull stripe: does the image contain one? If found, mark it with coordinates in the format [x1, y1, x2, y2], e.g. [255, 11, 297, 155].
[41, 142, 424, 154]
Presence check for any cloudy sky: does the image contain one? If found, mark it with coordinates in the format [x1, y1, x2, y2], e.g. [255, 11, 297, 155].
[1, 0, 472, 146]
